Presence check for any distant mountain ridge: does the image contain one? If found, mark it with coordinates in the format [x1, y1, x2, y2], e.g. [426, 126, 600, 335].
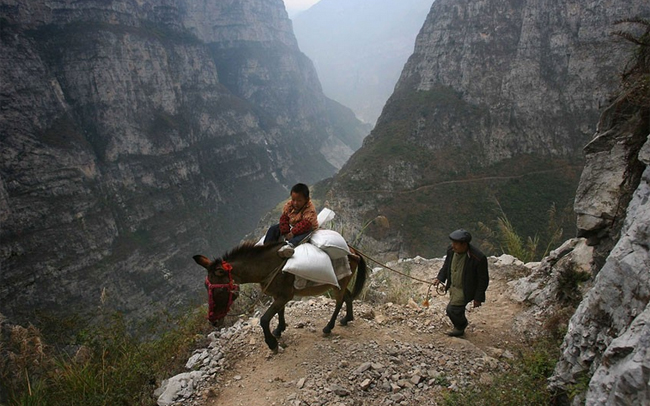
[292, 0, 432, 124]
[320, 0, 650, 258]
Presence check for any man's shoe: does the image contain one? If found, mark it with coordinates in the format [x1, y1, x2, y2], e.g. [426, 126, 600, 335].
[278, 244, 295, 258]
[445, 329, 465, 337]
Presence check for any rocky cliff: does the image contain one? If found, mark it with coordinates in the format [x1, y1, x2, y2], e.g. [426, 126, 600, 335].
[499, 18, 650, 404]
[320, 0, 650, 259]
[0, 0, 369, 331]
[549, 20, 650, 403]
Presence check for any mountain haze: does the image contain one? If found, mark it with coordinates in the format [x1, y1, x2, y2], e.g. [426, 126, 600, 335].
[293, 0, 432, 124]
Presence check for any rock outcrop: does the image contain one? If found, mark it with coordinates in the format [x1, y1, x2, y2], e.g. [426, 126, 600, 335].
[564, 158, 650, 404]
[0, 0, 369, 329]
[509, 238, 594, 339]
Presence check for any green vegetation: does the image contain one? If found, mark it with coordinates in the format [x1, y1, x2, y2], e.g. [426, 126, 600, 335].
[337, 85, 485, 192]
[442, 337, 561, 406]
[339, 155, 580, 259]
[479, 200, 571, 262]
[0, 308, 212, 406]
[567, 371, 592, 403]
[331, 79, 582, 258]
[556, 264, 592, 306]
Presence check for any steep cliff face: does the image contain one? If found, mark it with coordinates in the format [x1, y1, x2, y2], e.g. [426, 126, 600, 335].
[509, 88, 650, 405]
[549, 22, 650, 401]
[0, 0, 368, 330]
[491, 18, 650, 404]
[321, 0, 650, 258]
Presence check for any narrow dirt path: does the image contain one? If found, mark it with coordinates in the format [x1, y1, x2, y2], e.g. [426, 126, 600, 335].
[193, 257, 527, 406]
[342, 165, 582, 195]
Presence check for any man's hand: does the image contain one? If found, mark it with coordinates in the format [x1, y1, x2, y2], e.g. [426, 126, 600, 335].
[284, 232, 294, 240]
[472, 300, 482, 308]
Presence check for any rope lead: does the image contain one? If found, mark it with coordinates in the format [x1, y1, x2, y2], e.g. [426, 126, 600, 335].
[351, 247, 447, 308]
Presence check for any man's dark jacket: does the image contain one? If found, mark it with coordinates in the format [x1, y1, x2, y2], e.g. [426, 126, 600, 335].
[436, 244, 489, 304]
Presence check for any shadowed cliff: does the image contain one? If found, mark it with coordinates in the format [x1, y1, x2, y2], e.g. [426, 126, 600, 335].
[0, 0, 369, 330]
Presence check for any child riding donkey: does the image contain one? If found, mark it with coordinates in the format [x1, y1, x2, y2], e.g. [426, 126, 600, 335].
[264, 183, 318, 258]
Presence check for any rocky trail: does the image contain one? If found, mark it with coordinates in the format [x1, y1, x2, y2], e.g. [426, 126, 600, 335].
[155, 256, 533, 406]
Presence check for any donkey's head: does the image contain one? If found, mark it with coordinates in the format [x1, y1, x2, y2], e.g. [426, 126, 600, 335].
[193, 255, 239, 325]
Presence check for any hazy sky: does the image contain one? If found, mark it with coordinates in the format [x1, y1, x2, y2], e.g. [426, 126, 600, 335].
[283, 0, 320, 17]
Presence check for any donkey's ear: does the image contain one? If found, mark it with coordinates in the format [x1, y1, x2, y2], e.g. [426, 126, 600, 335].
[193, 255, 211, 269]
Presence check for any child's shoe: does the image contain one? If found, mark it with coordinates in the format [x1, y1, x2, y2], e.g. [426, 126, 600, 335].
[278, 244, 295, 258]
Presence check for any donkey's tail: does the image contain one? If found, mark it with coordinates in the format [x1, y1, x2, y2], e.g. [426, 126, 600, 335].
[350, 250, 367, 299]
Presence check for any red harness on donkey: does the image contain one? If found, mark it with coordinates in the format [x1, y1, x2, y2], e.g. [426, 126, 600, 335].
[204, 260, 239, 323]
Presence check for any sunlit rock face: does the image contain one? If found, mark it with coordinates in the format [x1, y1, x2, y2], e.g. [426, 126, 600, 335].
[0, 0, 369, 329]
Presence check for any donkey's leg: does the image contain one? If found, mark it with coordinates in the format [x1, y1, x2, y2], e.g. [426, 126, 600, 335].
[260, 299, 289, 352]
[323, 290, 346, 335]
[272, 307, 287, 338]
[339, 289, 355, 326]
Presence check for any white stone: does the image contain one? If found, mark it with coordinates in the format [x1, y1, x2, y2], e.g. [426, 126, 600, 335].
[156, 371, 204, 406]
[495, 254, 521, 266]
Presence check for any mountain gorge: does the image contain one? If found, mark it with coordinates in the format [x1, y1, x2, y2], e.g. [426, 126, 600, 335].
[0, 0, 369, 330]
[1, 0, 649, 404]
[292, 0, 432, 124]
[323, 0, 650, 259]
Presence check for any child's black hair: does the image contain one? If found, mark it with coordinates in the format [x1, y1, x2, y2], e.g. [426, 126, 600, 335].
[291, 183, 310, 199]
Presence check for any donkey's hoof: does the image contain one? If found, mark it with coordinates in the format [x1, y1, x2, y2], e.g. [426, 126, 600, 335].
[322, 326, 332, 335]
[339, 318, 350, 326]
[267, 344, 284, 357]
[266, 337, 279, 353]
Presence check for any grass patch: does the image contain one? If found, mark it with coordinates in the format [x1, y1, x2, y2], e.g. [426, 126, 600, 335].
[442, 337, 561, 406]
[478, 198, 572, 262]
[556, 264, 592, 307]
[1, 307, 213, 406]
[362, 265, 419, 305]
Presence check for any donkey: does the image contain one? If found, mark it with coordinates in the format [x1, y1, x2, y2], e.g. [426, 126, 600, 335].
[193, 241, 367, 352]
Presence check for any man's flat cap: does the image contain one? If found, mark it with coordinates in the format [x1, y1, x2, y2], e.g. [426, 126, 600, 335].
[449, 229, 472, 242]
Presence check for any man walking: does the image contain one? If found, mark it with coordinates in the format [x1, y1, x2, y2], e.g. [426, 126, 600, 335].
[433, 229, 489, 337]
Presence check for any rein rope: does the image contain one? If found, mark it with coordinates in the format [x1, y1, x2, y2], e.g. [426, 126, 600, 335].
[352, 248, 447, 305]
[260, 259, 287, 294]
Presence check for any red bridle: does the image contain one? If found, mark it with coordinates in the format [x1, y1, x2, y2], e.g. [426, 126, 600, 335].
[205, 260, 239, 323]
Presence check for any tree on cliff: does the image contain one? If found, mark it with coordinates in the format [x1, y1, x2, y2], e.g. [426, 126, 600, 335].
[612, 17, 650, 107]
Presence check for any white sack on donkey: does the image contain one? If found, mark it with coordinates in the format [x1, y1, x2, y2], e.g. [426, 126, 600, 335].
[256, 208, 351, 286]
[309, 229, 351, 259]
[281, 243, 339, 287]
